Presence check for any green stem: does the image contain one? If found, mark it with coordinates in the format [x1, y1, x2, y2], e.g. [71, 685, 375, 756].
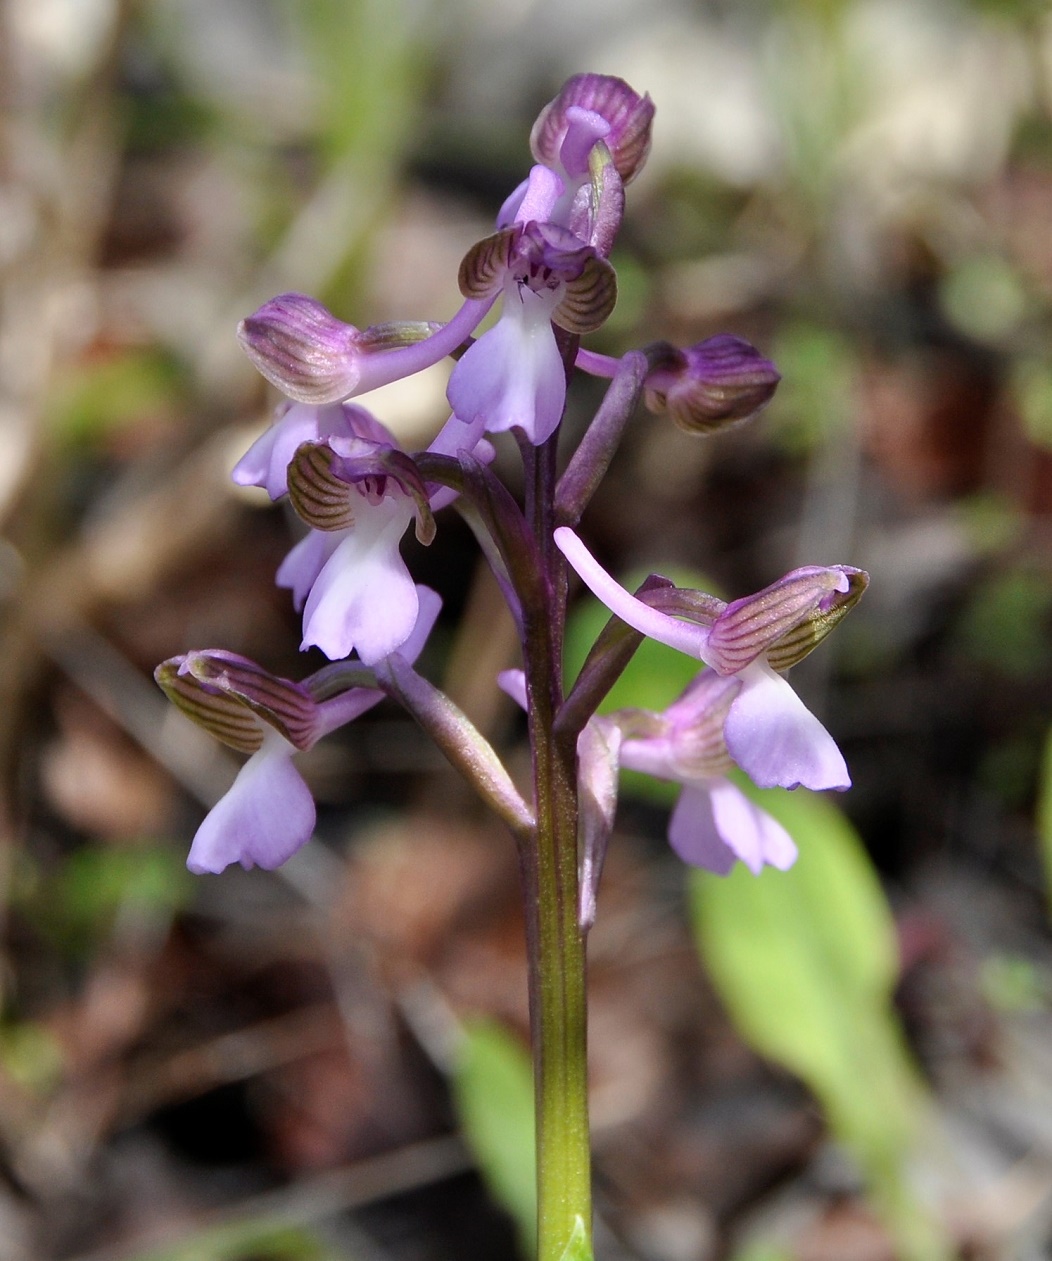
[520, 420, 593, 1261]
[523, 636, 592, 1261]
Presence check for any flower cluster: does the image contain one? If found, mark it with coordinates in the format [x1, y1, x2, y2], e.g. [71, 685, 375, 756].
[158, 73, 867, 897]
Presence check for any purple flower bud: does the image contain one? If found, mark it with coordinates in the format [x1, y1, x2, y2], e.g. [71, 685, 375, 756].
[238, 295, 442, 405]
[644, 335, 781, 435]
[705, 566, 857, 676]
[237, 293, 365, 404]
[531, 74, 655, 185]
[155, 650, 320, 753]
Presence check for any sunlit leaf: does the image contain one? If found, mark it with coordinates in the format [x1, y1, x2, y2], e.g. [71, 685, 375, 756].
[452, 1018, 536, 1255]
[690, 785, 950, 1260]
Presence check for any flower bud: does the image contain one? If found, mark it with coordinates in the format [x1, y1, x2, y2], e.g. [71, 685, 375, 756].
[531, 74, 655, 185]
[644, 335, 780, 435]
[238, 294, 438, 405]
[156, 651, 318, 752]
[706, 567, 859, 676]
[237, 293, 364, 404]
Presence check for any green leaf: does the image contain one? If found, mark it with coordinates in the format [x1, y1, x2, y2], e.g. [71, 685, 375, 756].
[452, 1018, 536, 1255]
[557, 1216, 592, 1261]
[690, 785, 950, 1261]
[1037, 726, 1052, 916]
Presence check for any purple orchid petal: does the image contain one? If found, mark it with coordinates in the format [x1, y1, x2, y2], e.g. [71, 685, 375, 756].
[277, 529, 344, 610]
[707, 778, 797, 873]
[233, 403, 361, 499]
[186, 734, 316, 874]
[724, 662, 850, 792]
[667, 785, 738, 875]
[446, 294, 567, 444]
[300, 498, 418, 663]
[554, 527, 713, 660]
[667, 780, 795, 876]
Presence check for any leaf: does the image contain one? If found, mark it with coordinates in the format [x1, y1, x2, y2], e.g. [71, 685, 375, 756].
[1037, 726, 1052, 915]
[557, 1216, 592, 1261]
[690, 785, 950, 1261]
[452, 1018, 537, 1255]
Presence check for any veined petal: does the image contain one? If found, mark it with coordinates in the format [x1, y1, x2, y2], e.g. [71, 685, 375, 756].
[237, 293, 363, 404]
[531, 74, 654, 185]
[706, 566, 851, 675]
[724, 662, 850, 792]
[300, 497, 418, 663]
[186, 735, 316, 874]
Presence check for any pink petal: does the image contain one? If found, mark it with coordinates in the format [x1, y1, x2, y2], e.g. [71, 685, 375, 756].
[187, 737, 316, 874]
[300, 499, 418, 663]
[446, 293, 566, 444]
[707, 778, 797, 873]
[724, 662, 850, 792]
[276, 529, 343, 610]
[667, 785, 737, 875]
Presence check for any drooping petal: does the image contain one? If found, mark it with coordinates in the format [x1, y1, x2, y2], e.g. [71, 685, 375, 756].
[707, 778, 797, 873]
[446, 294, 567, 444]
[300, 497, 418, 663]
[186, 735, 316, 874]
[667, 784, 738, 875]
[667, 780, 796, 876]
[723, 661, 850, 792]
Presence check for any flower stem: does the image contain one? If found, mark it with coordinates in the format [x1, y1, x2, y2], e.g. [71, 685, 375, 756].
[520, 418, 593, 1261]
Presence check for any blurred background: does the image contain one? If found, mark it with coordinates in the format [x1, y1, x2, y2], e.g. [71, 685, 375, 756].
[2, 0, 1052, 1257]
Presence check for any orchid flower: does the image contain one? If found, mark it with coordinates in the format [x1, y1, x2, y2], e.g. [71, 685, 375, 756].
[447, 221, 616, 444]
[554, 526, 867, 792]
[156, 588, 441, 873]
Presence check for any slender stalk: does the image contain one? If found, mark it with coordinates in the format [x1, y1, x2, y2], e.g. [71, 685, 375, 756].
[519, 384, 593, 1260]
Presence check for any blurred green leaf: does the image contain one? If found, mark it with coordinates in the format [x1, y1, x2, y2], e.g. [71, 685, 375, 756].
[939, 254, 1027, 343]
[955, 567, 1052, 679]
[46, 351, 184, 449]
[20, 845, 193, 957]
[127, 1220, 336, 1261]
[452, 1018, 536, 1256]
[1012, 357, 1052, 451]
[1038, 726, 1052, 916]
[765, 322, 855, 453]
[690, 786, 949, 1260]
[0, 1021, 64, 1095]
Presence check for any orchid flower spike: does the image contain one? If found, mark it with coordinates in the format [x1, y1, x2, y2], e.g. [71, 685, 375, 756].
[156, 589, 441, 874]
[554, 527, 867, 792]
